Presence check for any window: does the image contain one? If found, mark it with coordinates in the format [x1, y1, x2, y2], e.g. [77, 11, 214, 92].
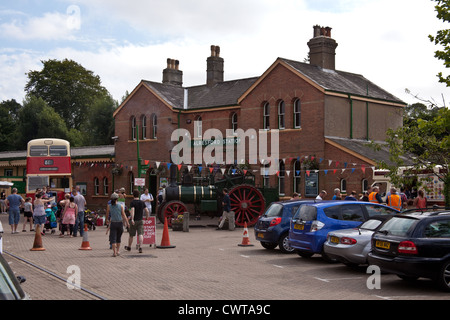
[94, 177, 99, 195]
[195, 116, 202, 138]
[231, 113, 238, 133]
[262, 163, 270, 188]
[131, 116, 137, 140]
[424, 220, 450, 238]
[362, 179, 368, 193]
[294, 99, 301, 128]
[341, 204, 365, 222]
[263, 103, 270, 130]
[293, 160, 301, 194]
[278, 160, 285, 196]
[4, 169, 13, 177]
[49, 146, 68, 156]
[278, 101, 285, 129]
[340, 179, 347, 194]
[142, 116, 147, 140]
[103, 177, 108, 195]
[324, 206, 341, 220]
[365, 204, 399, 217]
[30, 146, 48, 156]
[152, 114, 157, 139]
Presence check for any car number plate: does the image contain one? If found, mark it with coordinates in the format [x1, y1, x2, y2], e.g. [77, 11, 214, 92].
[375, 241, 390, 249]
[330, 236, 339, 244]
[257, 233, 264, 238]
[294, 224, 304, 230]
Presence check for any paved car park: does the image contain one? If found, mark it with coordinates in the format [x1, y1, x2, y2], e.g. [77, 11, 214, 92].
[0, 213, 449, 303]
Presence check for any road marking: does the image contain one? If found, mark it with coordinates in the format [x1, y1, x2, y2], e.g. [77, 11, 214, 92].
[314, 277, 363, 283]
[273, 265, 284, 269]
[240, 255, 250, 258]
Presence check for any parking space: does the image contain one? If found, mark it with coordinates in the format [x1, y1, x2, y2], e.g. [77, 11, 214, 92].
[0, 213, 449, 301]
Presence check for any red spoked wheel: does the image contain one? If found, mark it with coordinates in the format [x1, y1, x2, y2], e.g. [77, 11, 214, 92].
[229, 185, 265, 227]
[159, 200, 187, 227]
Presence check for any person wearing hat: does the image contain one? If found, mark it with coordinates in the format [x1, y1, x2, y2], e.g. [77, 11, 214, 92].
[106, 192, 130, 257]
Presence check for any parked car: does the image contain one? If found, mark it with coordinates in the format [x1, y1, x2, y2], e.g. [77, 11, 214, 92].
[323, 215, 393, 266]
[254, 200, 314, 253]
[368, 211, 450, 292]
[289, 201, 400, 261]
[0, 253, 29, 300]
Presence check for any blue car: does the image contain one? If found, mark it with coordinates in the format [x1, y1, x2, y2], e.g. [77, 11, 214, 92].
[288, 201, 400, 261]
[254, 200, 315, 253]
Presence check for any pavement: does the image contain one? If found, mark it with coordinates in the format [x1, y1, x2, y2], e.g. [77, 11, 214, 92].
[0, 213, 269, 301]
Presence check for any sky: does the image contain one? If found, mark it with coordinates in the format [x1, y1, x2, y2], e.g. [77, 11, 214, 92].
[0, 0, 448, 107]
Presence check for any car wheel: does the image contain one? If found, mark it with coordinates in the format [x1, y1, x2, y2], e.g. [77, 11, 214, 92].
[278, 233, 294, 254]
[296, 250, 314, 258]
[260, 242, 278, 250]
[436, 260, 450, 292]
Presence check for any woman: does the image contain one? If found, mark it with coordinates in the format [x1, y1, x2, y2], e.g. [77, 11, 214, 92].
[413, 189, 427, 210]
[61, 196, 77, 237]
[33, 192, 54, 235]
[106, 192, 129, 257]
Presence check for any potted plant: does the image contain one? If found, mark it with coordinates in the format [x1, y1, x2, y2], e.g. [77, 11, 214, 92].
[171, 214, 184, 231]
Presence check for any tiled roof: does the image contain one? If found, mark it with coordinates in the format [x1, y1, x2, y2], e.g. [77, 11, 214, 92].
[280, 58, 405, 104]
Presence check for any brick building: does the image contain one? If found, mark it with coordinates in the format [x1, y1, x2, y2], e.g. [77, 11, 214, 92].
[112, 25, 406, 202]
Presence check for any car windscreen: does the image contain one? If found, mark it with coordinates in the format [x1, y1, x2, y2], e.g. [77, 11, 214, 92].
[263, 203, 283, 217]
[378, 217, 417, 236]
[359, 219, 383, 231]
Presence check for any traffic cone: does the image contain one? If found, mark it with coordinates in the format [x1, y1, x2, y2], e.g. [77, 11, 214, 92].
[30, 225, 45, 251]
[156, 217, 176, 249]
[238, 222, 254, 247]
[79, 231, 92, 250]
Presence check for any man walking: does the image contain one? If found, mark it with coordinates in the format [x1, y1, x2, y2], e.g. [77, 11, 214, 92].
[6, 188, 24, 234]
[72, 187, 87, 237]
[217, 189, 235, 231]
[125, 190, 149, 253]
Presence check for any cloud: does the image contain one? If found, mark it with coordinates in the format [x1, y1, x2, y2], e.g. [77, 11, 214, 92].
[0, 11, 77, 41]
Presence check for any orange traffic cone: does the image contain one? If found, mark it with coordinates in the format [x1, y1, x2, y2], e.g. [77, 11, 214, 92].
[156, 217, 176, 249]
[30, 225, 45, 251]
[79, 231, 92, 250]
[238, 222, 254, 247]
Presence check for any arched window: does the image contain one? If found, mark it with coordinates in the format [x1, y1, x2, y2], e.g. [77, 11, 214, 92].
[94, 177, 99, 195]
[152, 114, 157, 139]
[278, 101, 285, 129]
[263, 102, 270, 130]
[103, 177, 108, 195]
[362, 179, 368, 193]
[231, 112, 238, 133]
[294, 98, 301, 129]
[130, 116, 137, 140]
[142, 115, 147, 140]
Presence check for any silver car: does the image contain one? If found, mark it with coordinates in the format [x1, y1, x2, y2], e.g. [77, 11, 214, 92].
[323, 215, 393, 266]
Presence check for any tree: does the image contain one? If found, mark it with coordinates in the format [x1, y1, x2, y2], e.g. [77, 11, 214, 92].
[81, 94, 117, 146]
[376, 107, 450, 208]
[0, 99, 21, 151]
[16, 96, 71, 149]
[25, 59, 109, 130]
[429, 0, 450, 86]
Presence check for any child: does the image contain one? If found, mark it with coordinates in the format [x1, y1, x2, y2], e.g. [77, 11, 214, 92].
[22, 197, 34, 232]
[45, 204, 57, 234]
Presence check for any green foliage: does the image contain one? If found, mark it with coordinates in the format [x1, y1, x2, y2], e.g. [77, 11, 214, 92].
[429, 0, 450, 86]
[0, 100, 21, 151]
[25, 59, 109, 130]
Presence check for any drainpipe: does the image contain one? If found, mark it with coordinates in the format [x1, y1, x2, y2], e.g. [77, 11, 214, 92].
[366, 84, 369, 141]
[348, 94, 353, 139]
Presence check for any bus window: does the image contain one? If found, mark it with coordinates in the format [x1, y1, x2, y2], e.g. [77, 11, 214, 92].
[30, 146, 48, 156]
[49, 146, 68, 156]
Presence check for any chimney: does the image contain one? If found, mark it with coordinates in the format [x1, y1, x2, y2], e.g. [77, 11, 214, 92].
[206, 45, 224, 87]
[162, 58, 183, 86]
[307, 25, 338, 70]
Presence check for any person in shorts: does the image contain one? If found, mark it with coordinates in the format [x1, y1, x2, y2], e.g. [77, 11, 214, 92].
[22, 197, 34, 232]
[6, 188, 24, 234]
[125, 189, 149, 253]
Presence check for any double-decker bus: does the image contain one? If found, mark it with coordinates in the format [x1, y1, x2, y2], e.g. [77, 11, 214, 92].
[26, 138, 72, 202]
